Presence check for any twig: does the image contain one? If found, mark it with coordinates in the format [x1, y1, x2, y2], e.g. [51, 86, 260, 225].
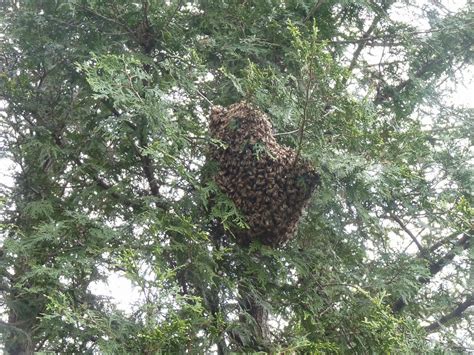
[274, 129, 299, 136]
[196, 89, 213, 106]
[162, 0, 184, 32]
[325, 23, 474, 46]
[80, 5, 133, 34]
[293, 70, 313, 167]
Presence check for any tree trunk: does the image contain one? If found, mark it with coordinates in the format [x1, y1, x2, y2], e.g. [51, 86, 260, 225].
[234, 277, 271, 351]
[5, 293, 35, 354]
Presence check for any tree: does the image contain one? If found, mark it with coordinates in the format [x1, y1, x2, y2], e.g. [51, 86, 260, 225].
[0, 0, 472, 353]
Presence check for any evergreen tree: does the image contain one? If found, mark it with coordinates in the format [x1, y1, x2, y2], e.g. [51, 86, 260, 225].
[0, 0, 472, 353]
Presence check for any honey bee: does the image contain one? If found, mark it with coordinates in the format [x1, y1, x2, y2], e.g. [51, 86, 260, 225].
[209, 101, 319, 247]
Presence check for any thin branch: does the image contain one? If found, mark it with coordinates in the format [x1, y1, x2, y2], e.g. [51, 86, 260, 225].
[293, 71, 312, 166]
[304, 0, 326, 23]
[196, 89, 213, 106]
[59, 134, 162, 209]
[162, 0, 184, 31]
[101, 99, 137, 130]
[75, 100, 164, 207]
[274, 129, 299, 136]
[347, 14, 382, 73]
[327, 24, 474, 46]
[80, 5, 133, 34]
[389, 213, 425, 253]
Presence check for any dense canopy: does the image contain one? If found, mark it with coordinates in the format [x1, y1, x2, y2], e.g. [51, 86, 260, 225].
[0, 0, 472, 353]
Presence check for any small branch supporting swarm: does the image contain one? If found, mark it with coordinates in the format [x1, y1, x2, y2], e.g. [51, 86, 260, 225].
[209, 102, 320, 247]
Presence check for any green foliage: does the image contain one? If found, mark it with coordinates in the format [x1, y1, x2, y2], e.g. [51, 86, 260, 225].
[0, 0, 472, 353]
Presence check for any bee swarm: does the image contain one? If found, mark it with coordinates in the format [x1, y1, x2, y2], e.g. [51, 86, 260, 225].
[209, 102, 319, 247]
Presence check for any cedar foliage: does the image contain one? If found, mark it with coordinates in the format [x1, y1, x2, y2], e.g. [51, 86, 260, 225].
[0, 1, 472, 353]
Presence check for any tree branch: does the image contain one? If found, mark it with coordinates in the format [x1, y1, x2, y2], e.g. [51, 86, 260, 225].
[389, 213, 425, 253]
[392, 233, 471, 313]
[137, 146, 161, 198]
[427, 230, 465, 254]
[134, 116, 162, 200]
[424, 234, 471, 283]
[424, 295, 474, 333]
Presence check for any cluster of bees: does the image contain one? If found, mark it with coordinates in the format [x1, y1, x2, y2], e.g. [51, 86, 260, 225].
[209, 102, 319, 247]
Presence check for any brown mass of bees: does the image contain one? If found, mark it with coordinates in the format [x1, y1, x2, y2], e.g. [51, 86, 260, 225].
[209, 102, 319, 247]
